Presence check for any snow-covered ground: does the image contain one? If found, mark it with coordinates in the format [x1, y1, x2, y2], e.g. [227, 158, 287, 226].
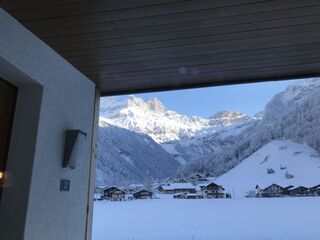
[92, 197, 320, 240]
[216, 140, 320, 198]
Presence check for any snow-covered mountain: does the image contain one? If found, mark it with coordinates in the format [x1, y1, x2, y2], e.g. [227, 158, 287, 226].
[96, 78, 320, 187]
[166, 118, 257, 165]
[216, 140, 320, 198]
[100, 96, 209, 143]
[99, 96, 250, 143]
[96, 119, 180, 186]
[96, 95, 252, 185]
[208, 110, 252, 127]
[180, 78, 320, 177]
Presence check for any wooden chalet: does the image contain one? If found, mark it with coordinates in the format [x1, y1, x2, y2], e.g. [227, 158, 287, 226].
[175, 178, 188, 183]
[102, 186, 125, 201]
[133, 189, 153, 199]
[158, 183, 196, 194]
[102, 186, 117, 197]
[189, 173, 210, 184]
[283, 185, 294, 195]
[198, 177, 209, 182]
[255, 183, 320, 198]
[289, 186, 310, 197]
[201, 182, 225, 199]
[259, 184, 285, 197]
[310, 184, 320, 196]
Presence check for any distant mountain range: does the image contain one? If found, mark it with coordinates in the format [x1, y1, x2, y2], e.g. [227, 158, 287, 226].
[96, 79, 320, 187]
[100, 96, 252, 143]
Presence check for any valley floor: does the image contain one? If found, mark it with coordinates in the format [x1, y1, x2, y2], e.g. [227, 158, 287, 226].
[92, 196, 320, 240]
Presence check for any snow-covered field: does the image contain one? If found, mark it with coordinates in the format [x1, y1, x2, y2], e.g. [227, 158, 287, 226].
[92, 196, 320, 240]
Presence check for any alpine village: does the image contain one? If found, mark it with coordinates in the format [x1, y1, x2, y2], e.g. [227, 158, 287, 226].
[95, 172, 320, 201]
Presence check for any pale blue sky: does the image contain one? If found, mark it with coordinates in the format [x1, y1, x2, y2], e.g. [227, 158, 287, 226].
[115, 79, 300, 117]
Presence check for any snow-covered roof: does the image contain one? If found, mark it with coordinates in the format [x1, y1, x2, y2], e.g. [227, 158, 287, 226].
[290, 186, 309, 190]
[161, 183, 195, 190]
[310, 184, 320, 189]
[195, 183, 208, 191]
[259, 183, 285, 190]
[201, 182, 224, 190]
[97, 185, 109, 190]
[102, 186, 126, 192]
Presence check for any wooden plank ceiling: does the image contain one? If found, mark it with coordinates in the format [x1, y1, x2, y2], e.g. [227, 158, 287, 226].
[1, 0, 320, 95]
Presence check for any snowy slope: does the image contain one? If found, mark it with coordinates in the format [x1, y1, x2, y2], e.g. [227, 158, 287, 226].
[181, 78, 320, 176]
[99, 95, 253, 165]
[172, 119, 257, 163]
[96, 119, 180, 186]
[216, 140, 320, 198]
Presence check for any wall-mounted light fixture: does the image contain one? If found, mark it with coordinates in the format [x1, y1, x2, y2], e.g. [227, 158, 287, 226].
[0, 170, 15, 187]
[0, 170, 5, 187]
[63, 130, 87, 169]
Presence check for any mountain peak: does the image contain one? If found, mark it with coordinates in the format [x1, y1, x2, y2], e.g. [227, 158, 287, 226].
[146, 97, 166, 112]
[209, 110, 251, 127]
[127, 95, 145, 107]
[210, 110, 243, 118]
[100, 96, 254, 143]
[100, 96, 211, 143]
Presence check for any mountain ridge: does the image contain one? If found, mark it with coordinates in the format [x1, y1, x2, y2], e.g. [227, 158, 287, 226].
[96, 120, 180, 186]
[100, 95, 252, 143]
[96, 78, 320, 186]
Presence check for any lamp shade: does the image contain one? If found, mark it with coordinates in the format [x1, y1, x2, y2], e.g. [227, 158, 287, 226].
[63, 130, 87, 169]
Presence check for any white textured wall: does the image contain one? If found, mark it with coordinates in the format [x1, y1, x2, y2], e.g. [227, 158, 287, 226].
[0, 9, 96, 240]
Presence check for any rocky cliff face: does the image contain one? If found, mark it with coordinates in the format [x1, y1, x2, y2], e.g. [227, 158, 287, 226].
[209, 110, 251, 127]
[99, 96, 250, 143]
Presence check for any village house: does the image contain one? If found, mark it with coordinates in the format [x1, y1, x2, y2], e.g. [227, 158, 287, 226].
[133, 189, 153, 199]
[255, 183, 320, 198]
[201, 182, 225, 199]
[102, 186, 126, 201]
[174, 178, 188, 183]
[289, 186, 310, 197]
[188, 173, 211, 184]
[258, 184, 285, 197]
[198, 177, 209, 182]
[283, 185, 294, 195]
[196, 183, 208, 191]
[158, 183, 196, 194]
[310, 184, 320, 196]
